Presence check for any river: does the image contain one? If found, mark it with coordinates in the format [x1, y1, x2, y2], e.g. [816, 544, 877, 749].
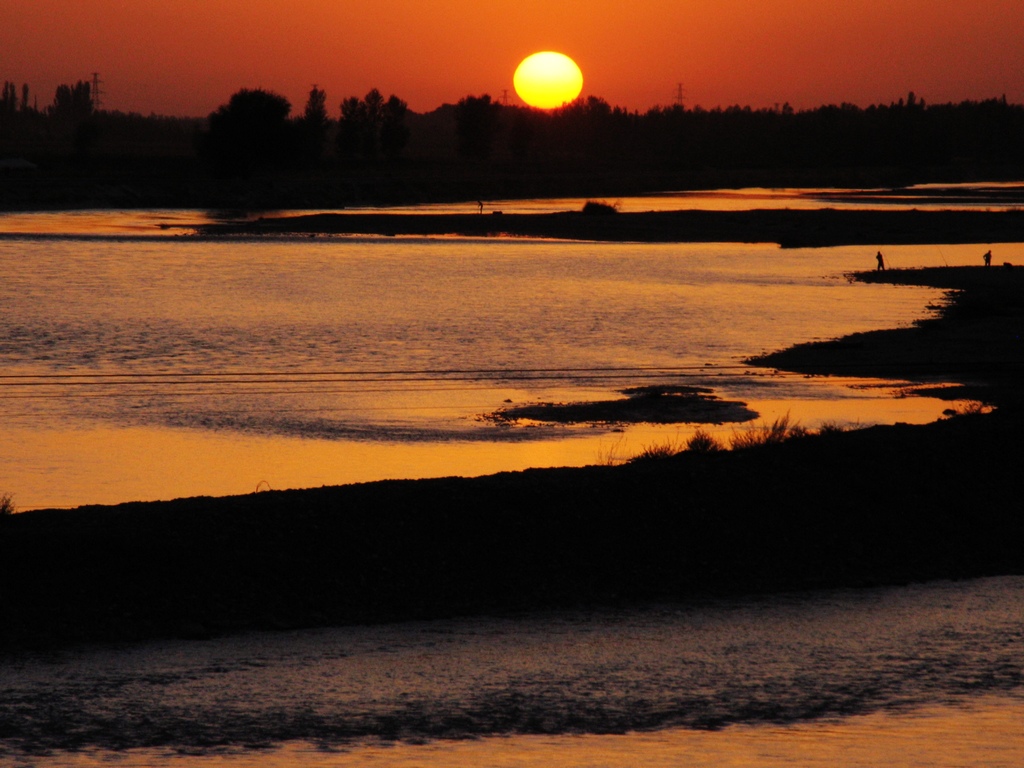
[3, 194, 1018, 508]
[1, 188, 1022, 765]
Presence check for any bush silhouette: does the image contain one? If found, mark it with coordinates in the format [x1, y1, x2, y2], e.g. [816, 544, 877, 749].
[582, 200, 618, 215]
[730, 413, 808, 449]
[686, 429, 724, 453]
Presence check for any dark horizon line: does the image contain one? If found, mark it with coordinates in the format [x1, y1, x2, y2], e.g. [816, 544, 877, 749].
[11, 80, 1016, 122]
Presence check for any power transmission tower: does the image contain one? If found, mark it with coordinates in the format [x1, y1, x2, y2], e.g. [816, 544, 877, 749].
[674, 82, 685, 107]
[91, 72, 103, 111]
[501, 89, 509, 106]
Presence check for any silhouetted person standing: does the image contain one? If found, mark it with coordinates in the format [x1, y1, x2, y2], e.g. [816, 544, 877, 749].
[984, 250, 992, 267]
[876, 251, 885, 271]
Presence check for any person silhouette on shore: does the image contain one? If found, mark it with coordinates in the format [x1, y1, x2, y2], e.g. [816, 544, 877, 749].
[876, 251, 885, 271]
[984, 250, 992, 267]
[477, 200, 484, 214]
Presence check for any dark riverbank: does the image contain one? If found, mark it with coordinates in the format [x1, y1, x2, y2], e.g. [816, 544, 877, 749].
[200, 208, 1024, 247]
[2, 266, 1022, 652]
[752, 266, 1024, 403]
[4, 153, 1021, 213]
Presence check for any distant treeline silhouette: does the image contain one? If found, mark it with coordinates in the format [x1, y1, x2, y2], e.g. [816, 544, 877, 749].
[487, 92, 1024, 170]
[195, 87, 411, 176]
[196, 87, 1024, 176]
[1, 78, 200, 159]
[3, 78, 1023, 176]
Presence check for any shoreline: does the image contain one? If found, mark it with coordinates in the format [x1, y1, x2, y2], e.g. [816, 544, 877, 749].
[752, 265, 1024, 408]
[2, 264, 1023, 652]
[197, 208, 1024, 247]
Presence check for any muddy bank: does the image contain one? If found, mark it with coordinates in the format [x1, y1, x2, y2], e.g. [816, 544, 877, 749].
[1, 267, 1023, 652]
[482, 386, 758, 426]
[6, 156, 1020, 214]
[750, 266, 1024, 408]
[197, 208, 1024, 247]
[2, 413, 1021, 654]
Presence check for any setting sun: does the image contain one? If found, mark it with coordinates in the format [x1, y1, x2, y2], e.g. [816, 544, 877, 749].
[513, 51, 584, 110]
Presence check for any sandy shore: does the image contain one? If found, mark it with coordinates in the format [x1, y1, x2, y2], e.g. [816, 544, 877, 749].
[2, 258, 1023, 651]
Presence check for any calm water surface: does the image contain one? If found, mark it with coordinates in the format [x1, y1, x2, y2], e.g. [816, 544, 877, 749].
[1, 207, 1020, 508]
[2, 575, 1022, 766]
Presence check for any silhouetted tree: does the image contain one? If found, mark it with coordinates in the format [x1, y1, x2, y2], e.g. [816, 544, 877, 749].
[359, 88, 385, 157]
[337, 89, 409, 161]
[455, 94, 502, 159]
[336, 97, 358, 158]
[380, 94, 410, 159]
[337, 92, 375, 159]
[49, 81, 93, 123]
[550, 96, 630, 160]
[295, 85, 330, 164]
[1, 82, 17, 118]
[198, 88, 298, 177]
[303, 85, 329, 124]
[506, 106, 537, 160]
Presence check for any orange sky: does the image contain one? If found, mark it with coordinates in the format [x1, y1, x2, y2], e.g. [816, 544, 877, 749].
[3, 0, 1022, 117]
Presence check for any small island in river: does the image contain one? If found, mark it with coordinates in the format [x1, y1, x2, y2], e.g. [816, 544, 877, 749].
[198, 207, 1024, 248]
[481, 385, 759, 426]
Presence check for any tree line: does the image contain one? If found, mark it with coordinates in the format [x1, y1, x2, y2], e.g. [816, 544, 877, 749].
[1, 78, 202, 158]
[197, 86, 415, 176]
[1, 79, 113, 158]
[3, 77, 1023, 176]
[2, 79, 96, 126]
[462, 91, 1024, 171]
[199, 86, 1024, 176]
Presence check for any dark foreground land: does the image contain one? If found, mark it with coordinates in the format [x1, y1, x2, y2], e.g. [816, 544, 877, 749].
[2, 265, 1023, 652]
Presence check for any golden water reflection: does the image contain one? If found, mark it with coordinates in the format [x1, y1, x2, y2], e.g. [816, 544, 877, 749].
[37, 696, 1024, 767]
[3, 233, 1016, 510]
[10, 384, 967, 509]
